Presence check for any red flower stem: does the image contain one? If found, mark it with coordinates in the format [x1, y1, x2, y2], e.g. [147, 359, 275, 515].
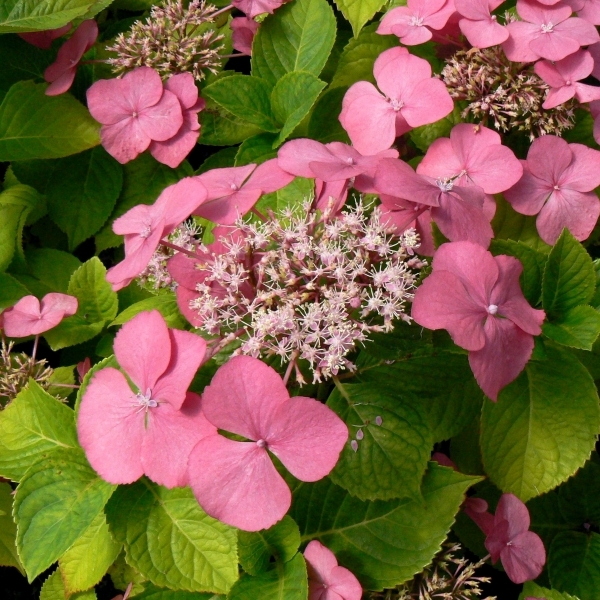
[159, 239, 201, 259]
[212, 4, 234, 17]
[282, 352, 299, 386]
[221, 53, 247, 59]
[29, 335, 39, 372]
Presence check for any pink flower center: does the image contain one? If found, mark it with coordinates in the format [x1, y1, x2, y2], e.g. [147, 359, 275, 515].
[565, 80, 572, 86]
[388, 98, 405, 112]
[256, 439, 267, 448]
[346, 157, 355, 165]
[409, 16, 424, 27]
[230, 183, 239, 191]
[136, 388, 158, 411]
[139, 225, 152, 239]
[554, 184, 560, 190]
[436, 178, 454, 192]
[487, 304, 498, 315]
[132, 111, 138, 118]
[541, 22, 554, 33]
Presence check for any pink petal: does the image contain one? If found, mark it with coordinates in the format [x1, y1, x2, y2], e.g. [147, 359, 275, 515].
[485, 518, 511, 562]
[504, 166, 551, 216]
[19, 24, 71, 49]
[149, 126, 200, 168]
[195, 188, 263, 224]
[502, 22, 541, 62]
[494, 493, 531, 538]
[577, 0, 600, 24]
[175, 285, 204, 328]
[196, 164, 256, 201]
[137, 88, 184, 142]
[418, 137, 462, 181]
[459, 17, 509, 48]
[100, 118, 152, 164]
[528, 28, 581, 61]
[154, 177, 208, 233]
[517, 0, 572, 24]
[305, 541, 339, 581]
[113, 310, 172, 395]
[574, 82, 600, 103]
[45, 68, 77, 96]
[231, 16, 259, 55]
[266, 397, 348, 482]
[500, 531, 546, 583]
[464, 497, 495, 535]
[375, 158, 442, 207]
[469, 318, 535, 401]
[77, 368, 145, 484]
[3, 293, 78, 337]
[245, 158, 295, 193]
[534, 60, 567, 88]
[401, 77, 454, 128]
[142, 392, 217, 488]
[151, 328, 206, 410]
[202, 355, 289, 441]
[164, 72, 199, 109]
[188, 435, 291, 531]
[278, 139, 335, 178]
[396, 25, 434, 45]
[542, 85, 577, 109]
[560, 143, 600, 191]
[376, 52, 432, 104]
[527, 135, 573, 183]
[372, 47, 410, 81]
[455, 0, 493, 20]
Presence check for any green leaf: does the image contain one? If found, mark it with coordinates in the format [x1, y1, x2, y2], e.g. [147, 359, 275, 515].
[521, 581, 581, 600]
[110, 294, 186, 328]
[0, 272, 29, 309]
[543, 305, 600, 350]
[333, 0, 386, 36]
[0, 380, 78, 481]
[40, 570, 96, 600]
[15, 447, 116, 581]
[47, 366, 76, 399]
[43, 316, 105, 351]
[557, 456, 600, 526]
[95, 153, 190, 252]
[0, 81, 100, 160]
[238, 516, 301, 576]
[255, 176, 313, 215]
[307, 86, 350, 144]
[291, 463, 481, 589]
[409, 106, 462, 153]
[235, 133, 279, 166]
[251, 0, 336, 86]
[59, 512, 121, 595]
[196, 147, 238, 174]
[543, 229, 596, 318]
[527, 489, 577, 552]
[0, 482, 23, 572]
[105, 481, 238, 594]
[0, 184, 41, 272]
[203, 76, 278, 132]
[25, 248, 82, 294]
[200, 109, 264, 146]
[270, 71, 327, 146]
[0, 0, 95, 32]
[327, 382, 432, 501]
[68, 257, 119, 324]
[330, 25, 397, 89]
[490, 238, 547, 305]
[548, 531, 600, 600]
[134, 585, 222, 600]
[480, 344, 600, 502]
[228, 553, 307, 600]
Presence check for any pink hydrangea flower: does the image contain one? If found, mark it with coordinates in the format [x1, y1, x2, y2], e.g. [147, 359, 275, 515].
[194, 159, 294, 225]
[504, 135, 600, 244]
[87, 66, 184, 164]
[77, 310, 212, 488]
[376, 0, 456, 46]
[375, 157, 494, 252]
[455, 0, 509, 48]
[339, 47, 454, 155]
[149, 73, 205, 168]
[19, 23, 71, 49]
[304, 541, 362, 600]
[231, 16, 259, 55]
[411, 242, 546, 400]
[44, 20, 98, 96]
[2, 293, 77, 337]
[534, 49, 600, 108]
[187, 356, 348, 531]
[232, 0, 287, 18]
[503, 0, 599, 62]
[467, 494, 546, 584]
[106, 177, 208, 291]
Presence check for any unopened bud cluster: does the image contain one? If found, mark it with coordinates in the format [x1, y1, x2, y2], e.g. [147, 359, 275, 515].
[107, 0, 225, 81]
[441, 43, 576, 140]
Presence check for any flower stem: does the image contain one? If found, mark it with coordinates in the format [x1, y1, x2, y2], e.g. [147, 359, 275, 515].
[160, 239, 201, 259]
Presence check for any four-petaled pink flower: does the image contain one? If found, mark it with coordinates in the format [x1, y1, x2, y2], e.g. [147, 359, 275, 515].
[534, 49, 600, 108]
[78, 310, 212, 488]
[149, 73, 205, 168]
[304, 541, 362, 600]
[194, 159, 294, 224]
[187, 356, 348, 531]
[504, 135, 600, 245]
[19, 23, 71, 49]
[2, 293, 77, 338]
[467, 494, 546, 584]
[503, 0, 599, 62]
[339, 47, 454, 155]
[232, 0, 287, 18]
[87, 66, 184, 164]
[411, 242, 545, 400]
[376, 0, 455, 46]
[231, 16, 259, 55]
[106, 177, 208, 291]
[44, 20, 98, 96]
[455, 0, 509, 48]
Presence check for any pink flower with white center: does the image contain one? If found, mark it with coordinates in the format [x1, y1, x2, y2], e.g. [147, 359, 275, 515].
[455, 0, 509, 48]
[411, 242, 546, 400]
[148, 73, 205, 168]
[376, 0, 456, 46]
[87, 66, 184, 164]
[232, 0, 287, 18]
[231, 16, 259, 55]
[504, 135, 600, 244]
[194, 159, 294, 225]
[502, 0, 599, 62]
[339, 47, 454, 155]
[187, 356, 348, 531]
[44, 20, 97, 96]
[375, 157, 494, 252]
[304, 541, 362, 600]
[2, 293, 77, 337]
[466, 494, 546, 584]
[19, 23, 71, 49]
[534, 49, 600, 108]
[77, 310, 212, 488]
[106, 177, 207, 291]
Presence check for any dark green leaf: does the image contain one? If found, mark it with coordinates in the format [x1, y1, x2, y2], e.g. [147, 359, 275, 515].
[543, 305, 600, 350]
[0, 272, 29, 309]
[307, 86, 350, 144]
[110, 294, 185, 328]
[200, 109, 264, 146]
[333, 0, 387, 37]
[235, 133, 278, 166]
